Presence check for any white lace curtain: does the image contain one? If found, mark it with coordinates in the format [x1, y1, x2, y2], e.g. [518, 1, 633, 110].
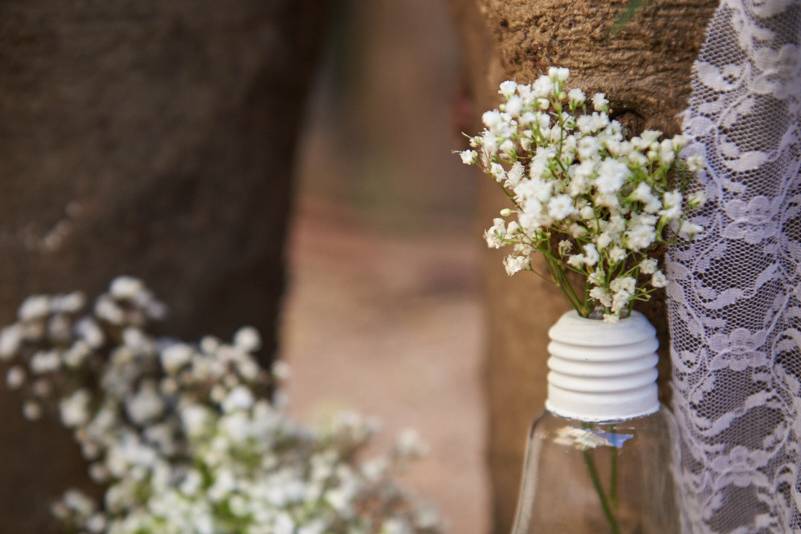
[668, 0, 801, 531]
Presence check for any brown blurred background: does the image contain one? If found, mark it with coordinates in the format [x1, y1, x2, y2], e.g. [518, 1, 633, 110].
[284, 2, 488, 533]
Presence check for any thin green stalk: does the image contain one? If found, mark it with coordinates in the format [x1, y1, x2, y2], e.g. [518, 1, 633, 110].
[543, 255, 588, 316]
[583, 450, 622, 534]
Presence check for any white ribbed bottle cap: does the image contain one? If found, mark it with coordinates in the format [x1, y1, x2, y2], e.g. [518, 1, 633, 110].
[545, 310, 659, 422]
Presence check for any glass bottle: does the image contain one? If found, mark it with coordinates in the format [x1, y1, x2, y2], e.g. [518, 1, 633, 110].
[510, 311, 679, 534]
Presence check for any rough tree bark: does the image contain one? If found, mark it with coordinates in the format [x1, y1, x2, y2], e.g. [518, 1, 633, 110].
[0, 2, 327, 531]
[448, 1, 718, 531]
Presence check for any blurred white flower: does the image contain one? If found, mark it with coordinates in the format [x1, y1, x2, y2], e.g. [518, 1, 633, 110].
[60, 389, 91, 427]
[6, 366, 25, 389]
[0, 279, 440, 534]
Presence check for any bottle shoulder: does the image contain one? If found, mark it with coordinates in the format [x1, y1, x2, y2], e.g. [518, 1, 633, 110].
[530, 408, 670, 448]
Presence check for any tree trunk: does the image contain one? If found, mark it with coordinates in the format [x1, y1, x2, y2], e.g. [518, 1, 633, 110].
[448, 1, 717, 531]
[0, 1, 328, 530]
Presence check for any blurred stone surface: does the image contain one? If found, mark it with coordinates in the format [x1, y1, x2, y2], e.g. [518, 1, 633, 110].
[0, 1, 327, 530]
[448, 0, 718, 531]
[284, 199, 489, 534]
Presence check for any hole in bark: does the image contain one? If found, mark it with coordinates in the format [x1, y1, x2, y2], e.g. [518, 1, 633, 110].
[499, 18, 509, 28]
[611, 108, 645, 136]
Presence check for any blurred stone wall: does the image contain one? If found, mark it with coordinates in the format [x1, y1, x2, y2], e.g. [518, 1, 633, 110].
[448, 0, 718, 531]
[0, 2, 327, 530]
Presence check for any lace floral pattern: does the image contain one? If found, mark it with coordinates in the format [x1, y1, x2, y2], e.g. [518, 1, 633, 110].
[668, 0, 801, 531]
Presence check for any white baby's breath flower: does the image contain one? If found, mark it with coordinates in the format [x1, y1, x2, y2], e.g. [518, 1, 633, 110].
[223, 386, 254, 413]
[499, 80, 518, 97]
[567, 254, 585, 269]
[60, 389, 91, 428]
[506, 161, 525, 187]
[234, 326, 261, 352]
[651, 271, 667, 288]
[609, 246, 627, 264]
[6, 366, 25, 389]
[490, 162, 506, 182]
[161, 343, 193, 374]
[505, 96, 523, 116]
[0, 325, 21, 361]
[459, 150, 477, 165]
[482, 110, 501, 129]
[660, 190, 683, 220]
[23, 401, 42, 421]
[31, 350, 60, 374]
[548, 195, 576, 220]
[467, 70, 702, 326]
[686, 154, 704, 172]
[125, 382, 164, 424]
[504, 255, 529, 276]
[595, 159, 629, 193]
[549, 66, 570, 81]
[679, 220, 704, 240]
[19, 296, 50, 322]
[484, 218, 507, 249]
[592, 92, 608, 111]
[557, 240, 573, 256]
[639, 258, 658, 275]
[589, 287, 612, 307]
[532, 75, 554, 98]
[582, 244, 599, 267]
[396, 428, 429, 459]
[568, 88, 585, 106]
[110, 276, 145, 301]
[688, 190, 707, 208]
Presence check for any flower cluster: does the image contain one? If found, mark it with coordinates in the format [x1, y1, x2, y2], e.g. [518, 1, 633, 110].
[459, 68, 704, 322]
[0, 277, 440, 534]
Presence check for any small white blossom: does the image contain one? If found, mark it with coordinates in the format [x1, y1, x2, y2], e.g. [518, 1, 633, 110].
[639, 258, 658, 275]
[651, 271, 667, 288]
[548, 195, 576, 220]
[592, 92, 608, 111]
[568, 88, 585, 106]
[688, 190, 707, 208]
[660, 190, 683, 220]
[679, 220, 704, 239]
[459, 150, 477, 165]
[504, 255, 529, 276]
[110, 276, 145, 301]
[234, 326, 261, 352]
[596, 159, 630, 193]
[589, 287, 612, 307]
[582, 244, 599, 267]
[0, 325, 21, 360]
[603, 313, 620, 324]
[60, 389, 91, 428]
[482, 110, 501, 129]
[6, 366, 25, 389]
[506, 161, 525, 187]
[23, 401, 42, 420]
[686, 154, 704, 172]
[567, 254, 585, 269]
[499, 80, 518, 97]
[161, 343, 193, 374]
[19, 296, 50, 322]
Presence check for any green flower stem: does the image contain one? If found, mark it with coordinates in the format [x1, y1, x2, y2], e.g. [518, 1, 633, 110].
[543, 253, 589, 316]
[583, 449, 622, 534]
